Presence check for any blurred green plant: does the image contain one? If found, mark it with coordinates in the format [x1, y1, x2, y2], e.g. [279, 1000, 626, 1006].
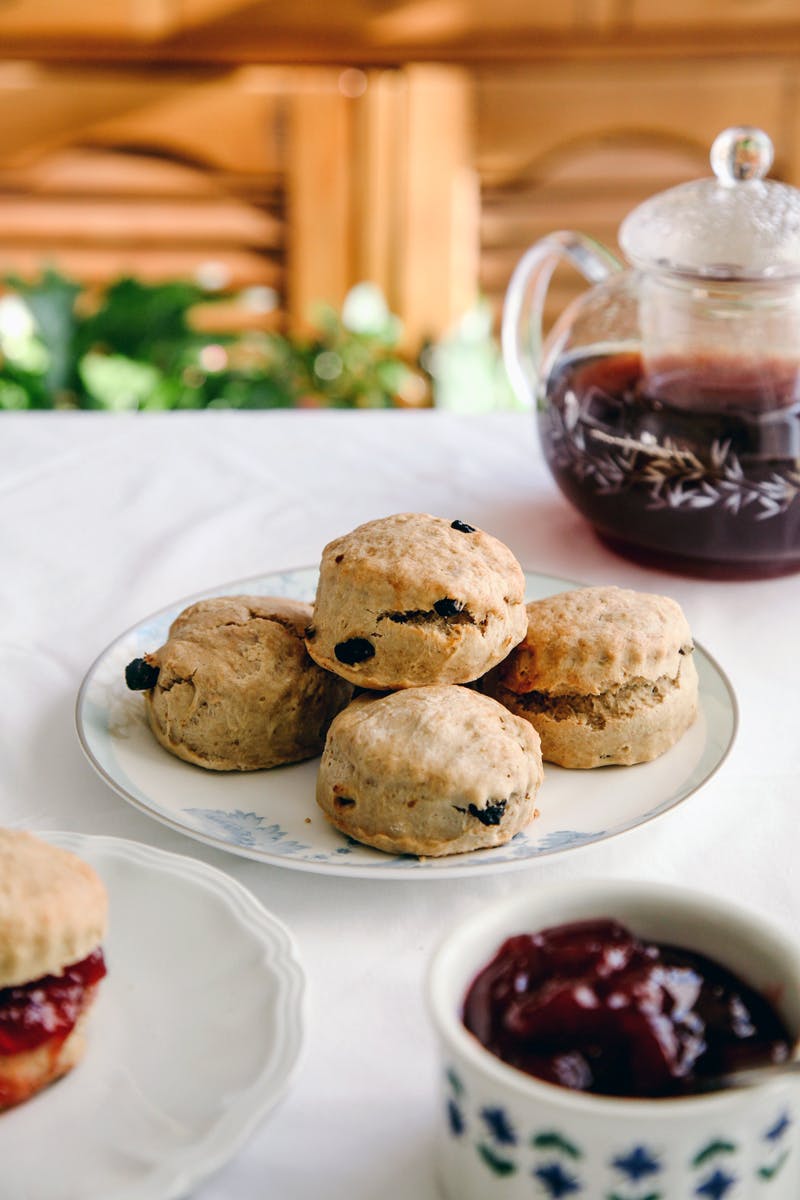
[426, 298, 523, 413]
[0, 273, 431, 411]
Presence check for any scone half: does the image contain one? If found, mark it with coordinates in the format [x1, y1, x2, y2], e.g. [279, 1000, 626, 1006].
[316, 685, 543, 856]
[481, 586, 699, 768]
[0, 830, 108, 1109]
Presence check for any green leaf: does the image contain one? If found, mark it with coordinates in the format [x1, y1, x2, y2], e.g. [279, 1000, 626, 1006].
[79, 352, 163, 411]
[691, 1139, 737, 1168]
[758, 1149, 790, 1180]
[75, 276, 208, 371]
[0, 379, 30, 409]
[0, 272, 434, 410]
[606, 1194, 662, 1200]
[445, 1067, 464, 1097]
[476, 1142, 516, 1177]
[5, 268, 81, 396]
[531, 1130, 582, 1158]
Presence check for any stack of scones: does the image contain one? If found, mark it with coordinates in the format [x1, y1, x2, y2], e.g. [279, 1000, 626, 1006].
[127, 513, 698, 858]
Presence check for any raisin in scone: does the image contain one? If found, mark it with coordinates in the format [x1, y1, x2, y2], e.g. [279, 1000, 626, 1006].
[305, 514, 527, 689]
[0, 830, 108, 1109]
[125, 595, 352, 771]
[316, 685, 543, 856]
[481, 585, 698, 768]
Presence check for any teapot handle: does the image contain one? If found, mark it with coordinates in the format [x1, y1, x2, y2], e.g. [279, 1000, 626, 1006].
[502, 231, 624, 407]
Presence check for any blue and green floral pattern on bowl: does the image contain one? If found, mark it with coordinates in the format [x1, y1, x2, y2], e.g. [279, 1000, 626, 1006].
[441, 1063, 795, 1199]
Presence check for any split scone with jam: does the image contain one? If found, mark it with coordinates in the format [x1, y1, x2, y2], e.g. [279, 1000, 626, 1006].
[0, 830, 108, 1109]
[316, 685, 543, 856]
[480, 585, 698, 769]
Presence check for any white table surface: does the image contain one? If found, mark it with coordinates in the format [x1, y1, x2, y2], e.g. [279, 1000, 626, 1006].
[4, 409, 799, 1198]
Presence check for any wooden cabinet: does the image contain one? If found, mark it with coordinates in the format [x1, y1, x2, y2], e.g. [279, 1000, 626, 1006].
[474, 60, 793, 323]
[625, 0, 800, 32]
[284, 65, 476, 345]
[4, 4, 800, 347]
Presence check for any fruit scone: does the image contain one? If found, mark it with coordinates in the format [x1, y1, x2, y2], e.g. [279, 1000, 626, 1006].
[0, 830, 108, 1109]
[480, 585, 698, 768]
[125, 595, 352, 770]
[317, 685, 544, 856]
[305, 513, 528, 690]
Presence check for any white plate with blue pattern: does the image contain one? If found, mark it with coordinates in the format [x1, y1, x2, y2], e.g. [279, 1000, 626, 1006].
[76, 568, 737, 879]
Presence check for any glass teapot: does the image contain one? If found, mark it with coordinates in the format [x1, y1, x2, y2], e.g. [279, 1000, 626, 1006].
[503, 126, 800, 578]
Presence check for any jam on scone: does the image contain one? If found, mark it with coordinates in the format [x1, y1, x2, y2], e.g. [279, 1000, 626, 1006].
[0, 829, 108, 1109]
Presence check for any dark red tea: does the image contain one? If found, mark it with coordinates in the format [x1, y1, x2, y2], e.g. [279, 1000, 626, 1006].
[540, 349, 800, 578]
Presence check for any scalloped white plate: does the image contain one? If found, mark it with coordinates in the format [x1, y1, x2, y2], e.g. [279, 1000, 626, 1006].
[0, 832, 304, 1200]
[76, 568, 738, 879]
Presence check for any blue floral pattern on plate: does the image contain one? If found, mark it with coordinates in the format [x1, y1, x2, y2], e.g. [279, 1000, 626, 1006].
[184, 809, 313, 856]
[76, 567, 738, 878]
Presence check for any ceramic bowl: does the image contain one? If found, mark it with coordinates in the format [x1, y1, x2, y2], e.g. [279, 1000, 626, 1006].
[427, 879, 800, 1200]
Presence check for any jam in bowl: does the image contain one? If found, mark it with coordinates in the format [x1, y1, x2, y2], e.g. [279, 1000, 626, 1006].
[427, 880, 800, 1200]
[504, 126, 800, 578]
[462, 917, 791, 1100]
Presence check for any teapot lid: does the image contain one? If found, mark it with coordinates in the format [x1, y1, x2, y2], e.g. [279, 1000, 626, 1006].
[619, 127, 800, 281]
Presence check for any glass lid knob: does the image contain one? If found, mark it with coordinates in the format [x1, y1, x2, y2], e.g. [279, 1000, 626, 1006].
[710, 126, 774, 185]
[620, 125, 800, 279]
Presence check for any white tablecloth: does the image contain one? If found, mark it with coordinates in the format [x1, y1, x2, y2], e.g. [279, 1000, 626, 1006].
[4, 410, 799, 1198]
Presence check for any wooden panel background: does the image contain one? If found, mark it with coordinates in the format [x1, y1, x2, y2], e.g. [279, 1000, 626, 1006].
[474, 60, 791, 325]
[2, 3, 800, 345]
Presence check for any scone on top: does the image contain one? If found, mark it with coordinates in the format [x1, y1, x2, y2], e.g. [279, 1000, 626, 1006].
[316, 685, 543, 856]
[480, 585, 698, 769]
[125, 595, 352, 771]
[305, 514, 528, 690]
[0, 830, 108, 1109]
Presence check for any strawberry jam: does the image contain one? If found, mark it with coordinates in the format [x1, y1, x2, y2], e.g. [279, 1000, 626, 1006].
[463, 920, 791, 1098]
[0, 949, 106, 1056]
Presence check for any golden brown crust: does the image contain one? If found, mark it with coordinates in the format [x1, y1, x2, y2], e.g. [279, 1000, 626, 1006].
[485, 654, 699, 768]
[144, 594, 352, 771]
[168, 594, 310, 639]
[491, 586, 694, 698]
[316, 685, 543, 855]
[0, 831, 107, 988]
[305, 513, 528, 689]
